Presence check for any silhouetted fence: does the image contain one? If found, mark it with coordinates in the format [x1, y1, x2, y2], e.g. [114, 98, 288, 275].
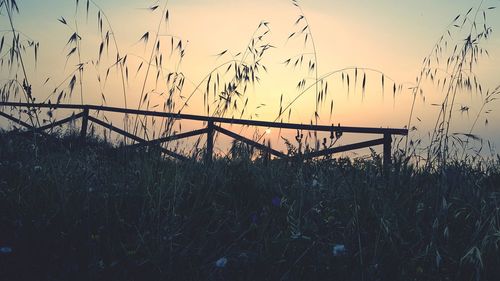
[0, 102, 408, 166]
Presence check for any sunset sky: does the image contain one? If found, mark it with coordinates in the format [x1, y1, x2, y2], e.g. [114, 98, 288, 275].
[3, 0, 500, 152]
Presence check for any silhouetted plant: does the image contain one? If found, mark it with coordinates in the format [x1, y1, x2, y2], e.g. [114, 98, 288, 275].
[0, 0, 40, 125]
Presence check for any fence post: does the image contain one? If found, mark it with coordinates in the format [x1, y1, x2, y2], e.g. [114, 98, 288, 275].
[383, 133, 392, 171]
[206, 121, 214, 164]
[80, 107, 89, 141]
[265, 139, 271, 164]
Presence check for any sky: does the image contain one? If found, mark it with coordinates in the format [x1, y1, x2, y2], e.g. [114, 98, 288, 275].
[2, 0, 500, 153]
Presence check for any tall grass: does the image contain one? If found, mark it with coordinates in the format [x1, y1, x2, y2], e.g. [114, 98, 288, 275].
[0, 1, 500, 280]
[1, 0, 498, 166]
[0, 132, 499, 280]
[402, 1, 499, 168]
[0, 0, 40, 126]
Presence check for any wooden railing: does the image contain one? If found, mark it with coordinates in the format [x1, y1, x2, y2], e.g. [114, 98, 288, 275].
[0, 102, 408, 166]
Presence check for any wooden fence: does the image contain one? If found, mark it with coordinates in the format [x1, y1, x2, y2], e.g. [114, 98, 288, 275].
[0, 102, 408, 166]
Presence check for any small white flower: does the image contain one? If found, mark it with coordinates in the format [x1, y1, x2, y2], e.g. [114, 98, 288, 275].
[332, 244, 346, 256]
[34, 165, 42, 171]
[311, 175, 323, 188]
[215, 257, 228, 268]
[0, 246, 13, 254]
[436, 251, 442, 268]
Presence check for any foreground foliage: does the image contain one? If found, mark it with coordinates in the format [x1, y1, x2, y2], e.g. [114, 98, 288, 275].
[0, 132, 499, 281]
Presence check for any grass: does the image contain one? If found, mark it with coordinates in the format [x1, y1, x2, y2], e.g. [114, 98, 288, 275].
[1, 0, 500, 279]
[1, 131, 499, 281]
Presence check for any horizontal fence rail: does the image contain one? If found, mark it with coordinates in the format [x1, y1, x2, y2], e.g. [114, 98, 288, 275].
[0, 102, 408, 135]
[0, 102, 408, 167]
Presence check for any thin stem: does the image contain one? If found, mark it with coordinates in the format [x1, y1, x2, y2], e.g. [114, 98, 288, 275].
[133, 1, 170, 137]
[295, 3, 319, 123]
[4, 0, 39, 126]
[256, 67, 397, 142]
[443, 2, 484, 150]
[90, 0, 128, 110]
[74, 9, 84, 105]
[177, 60, 239, 114]
[406, 20, 457, 153]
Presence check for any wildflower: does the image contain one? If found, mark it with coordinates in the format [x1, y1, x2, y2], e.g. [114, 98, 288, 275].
[0, 246, 13, 254]
[312, 179, 319, 187]
[311, 174, 322, 188]
[250, 213, 258, 224]
[271, 196, 281, 207]
[215, 257, 228, 268]
[34, 165, 42, 171]
[332, 244, 346, 256]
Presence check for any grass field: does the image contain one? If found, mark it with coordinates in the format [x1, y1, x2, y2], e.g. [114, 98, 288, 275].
[1, 132, 499, 281]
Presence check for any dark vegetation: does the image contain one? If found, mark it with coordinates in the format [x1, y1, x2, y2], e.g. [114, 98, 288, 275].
[1, 132, 499, 281]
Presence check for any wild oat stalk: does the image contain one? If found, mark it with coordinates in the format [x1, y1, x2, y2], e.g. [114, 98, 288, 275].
[178, 22, 273, 153]
[90, 0, 128, 110]
[207, 22, 273, 119]
[132, 1, 171, 138]
[257, 67, 397, 146]
[65, 0, 185, 140]
[0, 0, 40, 125]
[289, 0, 320, 123]
[405, 13, 470, 153]
[459, 84, 500, 156]
[281, 0, 395, 153]
[414, 1, 497, 168]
